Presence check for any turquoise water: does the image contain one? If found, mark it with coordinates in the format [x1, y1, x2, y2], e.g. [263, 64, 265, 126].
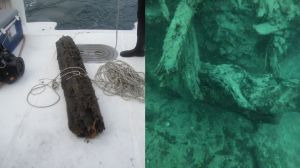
[24, 0, 137, 30]
[146, 0, 300, 167]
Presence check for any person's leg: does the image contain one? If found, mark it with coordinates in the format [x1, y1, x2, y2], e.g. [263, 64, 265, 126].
[135, 0, 145, 51]
[120, 0, 145, 57]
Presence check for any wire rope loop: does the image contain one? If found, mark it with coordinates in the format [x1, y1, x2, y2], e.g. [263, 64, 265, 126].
[26, 82, 61, 108]
[27, 67, 88, 108]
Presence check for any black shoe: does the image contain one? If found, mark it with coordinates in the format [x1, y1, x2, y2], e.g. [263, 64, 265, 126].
[120, 48, 144, 57]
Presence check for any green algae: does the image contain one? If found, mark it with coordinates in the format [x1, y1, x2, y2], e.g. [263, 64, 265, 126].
[146, 0, 300, 167]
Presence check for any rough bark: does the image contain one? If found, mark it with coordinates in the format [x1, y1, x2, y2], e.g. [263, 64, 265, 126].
[56, 36, 105, 138]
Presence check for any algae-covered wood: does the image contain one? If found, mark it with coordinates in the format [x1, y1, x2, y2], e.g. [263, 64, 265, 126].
[156, 0, 203, 99]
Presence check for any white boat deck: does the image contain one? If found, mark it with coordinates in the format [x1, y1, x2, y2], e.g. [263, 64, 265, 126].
[0, 22, 145, 168]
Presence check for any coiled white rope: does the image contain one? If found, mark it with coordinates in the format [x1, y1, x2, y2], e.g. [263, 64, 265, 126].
[27, 67, 87, 108]
[93, 60, 145, 102]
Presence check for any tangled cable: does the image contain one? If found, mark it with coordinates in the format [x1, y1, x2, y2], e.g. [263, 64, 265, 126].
[27, 67, 87, 108]
[27, 61, 144, 108]
[93, 60, 145, 102]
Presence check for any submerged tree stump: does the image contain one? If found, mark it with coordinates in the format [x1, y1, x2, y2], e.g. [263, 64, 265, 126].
[56, 36, 105, 138]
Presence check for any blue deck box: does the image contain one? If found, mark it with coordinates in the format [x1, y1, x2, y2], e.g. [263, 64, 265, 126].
[0, 9, 24, 53]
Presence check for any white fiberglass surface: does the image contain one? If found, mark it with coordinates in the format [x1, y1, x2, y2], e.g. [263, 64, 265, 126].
[0, 23, 145, 168]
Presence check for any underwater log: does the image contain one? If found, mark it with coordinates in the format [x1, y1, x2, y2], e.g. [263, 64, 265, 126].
[156, 0, 202, 74]
[56, 36, 105, 138]
[156, 0, 203, 100]
[199, 63, 300, 124]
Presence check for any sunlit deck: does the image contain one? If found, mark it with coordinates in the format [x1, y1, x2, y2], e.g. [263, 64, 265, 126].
[0, 22, 145, 168]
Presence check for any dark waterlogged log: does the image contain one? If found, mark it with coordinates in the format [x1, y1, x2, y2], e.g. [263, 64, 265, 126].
[56, 36, 105, 138]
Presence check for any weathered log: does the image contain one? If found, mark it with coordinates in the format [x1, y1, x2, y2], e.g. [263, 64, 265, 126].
[199, 63, 300, 124]
[56, 36, 105, 138]
[156, 0, 203, 99]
